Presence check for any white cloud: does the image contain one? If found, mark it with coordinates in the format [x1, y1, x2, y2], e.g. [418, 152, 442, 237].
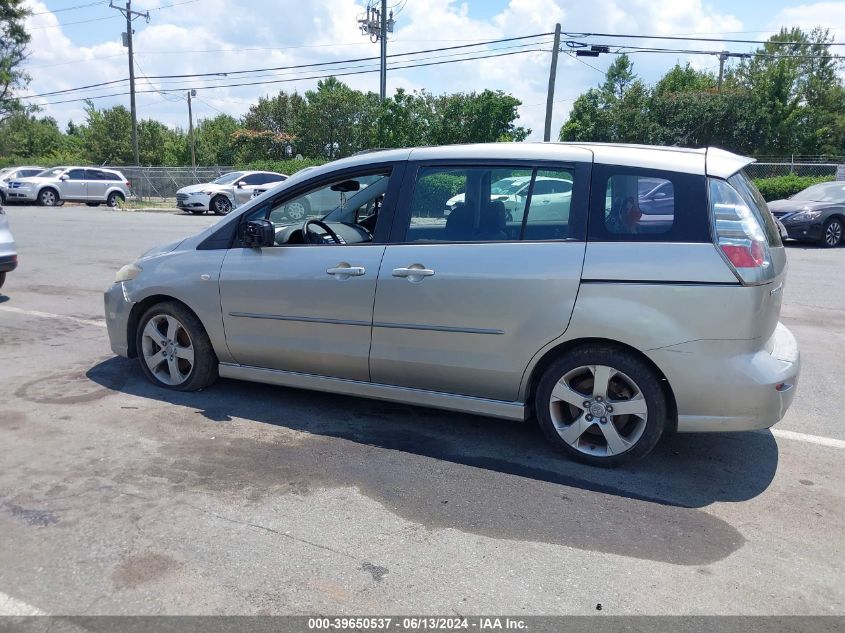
[21, 0, 749, 142]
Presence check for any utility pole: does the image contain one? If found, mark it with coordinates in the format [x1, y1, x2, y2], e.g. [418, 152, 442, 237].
[111, 0, 149, 165]
[187, 89, 196, 169]
[379, 0, 387, 100]
[544, 23, 561, 142]
[358, 1, 395, 101]
[718, 51, 728, 91]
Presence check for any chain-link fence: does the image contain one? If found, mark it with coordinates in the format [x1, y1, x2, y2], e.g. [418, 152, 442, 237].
[745, 162, 842, 179]
[118, 166, 235, 201]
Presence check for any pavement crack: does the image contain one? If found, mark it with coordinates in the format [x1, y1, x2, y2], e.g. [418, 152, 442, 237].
[182, 501, 358, 561]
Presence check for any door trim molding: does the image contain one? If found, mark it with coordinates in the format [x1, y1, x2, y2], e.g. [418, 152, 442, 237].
[228, 312, 371, 327]
[373, 321, 504, 335]
[218, 362, 527, 421]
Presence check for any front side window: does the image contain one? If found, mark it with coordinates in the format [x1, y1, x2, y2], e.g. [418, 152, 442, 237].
[212, 172, 245, 185]
[589, 166, 708, 242]
[240, 173, 265, 186]
[67, 169, 86, 180]
[404, 166, 577, 243]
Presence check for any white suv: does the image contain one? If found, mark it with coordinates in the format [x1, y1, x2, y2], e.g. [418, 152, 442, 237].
[8, 167, 131, 207]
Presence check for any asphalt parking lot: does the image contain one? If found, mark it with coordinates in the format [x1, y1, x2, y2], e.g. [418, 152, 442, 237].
[0, 205, 843, 616]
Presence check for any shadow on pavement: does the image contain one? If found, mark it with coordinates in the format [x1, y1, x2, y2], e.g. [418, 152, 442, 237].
[87, 356, 780, 565]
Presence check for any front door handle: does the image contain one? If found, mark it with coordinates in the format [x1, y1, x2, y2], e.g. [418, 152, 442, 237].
[327, 264, 366, 278]
[392, 265, 435, 281]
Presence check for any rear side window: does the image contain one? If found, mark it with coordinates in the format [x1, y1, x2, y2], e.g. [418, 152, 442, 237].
[403, 165, 581, 243]
[588, 165, 709, 242]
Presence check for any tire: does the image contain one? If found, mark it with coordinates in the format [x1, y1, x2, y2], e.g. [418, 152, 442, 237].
[86, 202, 100, 207]
[534, 346, 667, 467]
[0, 191, 5, 206]
[38, 188, 59, 207]
[0, 272, 5, 290]
[106, 191, 125, 208]
[284, 198, 310, 221]
[210, 195, 232, 216]
[189, 209, 205, 215]
[135, 301, 218, 391]
[821, 217, 843, 248]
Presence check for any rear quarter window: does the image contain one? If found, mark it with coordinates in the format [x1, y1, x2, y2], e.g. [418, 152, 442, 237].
[588, 165, 709, 242]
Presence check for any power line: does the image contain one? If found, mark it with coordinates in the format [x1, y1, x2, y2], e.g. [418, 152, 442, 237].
[562, 30, 845, 47]
[29, 1, 109, 16]
[30, 47, 549, 106]
[24, 33, 553, 99]
[29, 0, 198, 29]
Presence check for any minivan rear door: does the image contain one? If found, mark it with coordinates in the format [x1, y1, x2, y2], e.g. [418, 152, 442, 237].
[369, 156, 592, 403]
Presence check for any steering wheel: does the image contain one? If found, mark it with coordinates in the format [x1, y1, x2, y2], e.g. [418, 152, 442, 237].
[302, 219, 344, 245]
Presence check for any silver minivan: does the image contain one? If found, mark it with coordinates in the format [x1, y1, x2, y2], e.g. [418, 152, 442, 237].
[104, 143, 800, 466]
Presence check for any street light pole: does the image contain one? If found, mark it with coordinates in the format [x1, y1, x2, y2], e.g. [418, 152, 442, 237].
[187, 90, 196, 169]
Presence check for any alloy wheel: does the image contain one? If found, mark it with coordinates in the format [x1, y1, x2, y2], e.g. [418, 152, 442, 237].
[825, 220, 842, 247]
[140, 314, 195, 386]
[40, 190, 57, 206]
[548, 364, 648, 457]
[213, 196, 232, 215]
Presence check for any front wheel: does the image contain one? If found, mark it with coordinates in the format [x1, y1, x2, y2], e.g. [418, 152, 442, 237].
[136, 301, 218, 391]
[535, 347, 667, 466]
[210, 195, 232, 216]
[821, 217, 843, 247]
[38, 188, 59, 206]
[0, 272, 5, 290]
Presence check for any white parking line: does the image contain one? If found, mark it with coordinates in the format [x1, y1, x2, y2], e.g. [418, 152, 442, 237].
[0, 590, 46, 615]
[772, 429, 845, 450]
[0, 305, 106, 328]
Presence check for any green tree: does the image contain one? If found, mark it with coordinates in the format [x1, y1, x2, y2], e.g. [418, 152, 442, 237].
[0, 113, 65, 156]
[0, 0, 31, 122]
[234, 91, 305, 161]
[297, 77, 374, 158]
[82, 102, 133, 164]
[194, 114, 239, 165]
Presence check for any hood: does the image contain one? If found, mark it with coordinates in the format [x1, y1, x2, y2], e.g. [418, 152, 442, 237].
[768, 199, 839, 215]
[10, 176, 53, 185]
[177, 182, 228, 195]
[139, 238, 184, 260]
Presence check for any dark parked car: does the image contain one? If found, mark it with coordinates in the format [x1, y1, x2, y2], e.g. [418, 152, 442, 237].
[768, 181, 845, 247]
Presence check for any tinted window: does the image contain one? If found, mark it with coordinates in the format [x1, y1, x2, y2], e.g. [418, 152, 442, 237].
[403, 166, 578, 243]
[85, 169, 105, 180]
[241, 173, 265, 185]
[67, 169, 86, 180]
[20, 169, 42, 177]
[588, 166, 708, 242]
[264, 173, 286, 184]
[102, 171, 123, 181]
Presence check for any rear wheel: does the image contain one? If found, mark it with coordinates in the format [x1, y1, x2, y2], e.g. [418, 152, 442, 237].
[38, 188, 59, 206]
[210, 195, 232, 215]
[535, 347, 666, 466]
[0, 272, 5, 290]
[189, 208, 205, 215]
[821, 217, 843, 247]
[106, 192, 125, 208]
[86, 202, 100, 207]
[135, 301, 218, 391]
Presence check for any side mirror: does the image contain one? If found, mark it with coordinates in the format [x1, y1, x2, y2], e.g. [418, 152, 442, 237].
[236, 181, 245, 188]
[242, 219, 275, 248]
[59, 175, 69, 181]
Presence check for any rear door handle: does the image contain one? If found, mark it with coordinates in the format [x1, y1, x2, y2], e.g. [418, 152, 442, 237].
[393, 265, 435, 279]
[327, 265, 366, 277]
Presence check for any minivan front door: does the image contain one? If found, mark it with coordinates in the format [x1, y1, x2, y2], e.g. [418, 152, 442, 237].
[369, 161, 591, 402]
[218, 167, 400, 381]
[61, 169, 88, 200]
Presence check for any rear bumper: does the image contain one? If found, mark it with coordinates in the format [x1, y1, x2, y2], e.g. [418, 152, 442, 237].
[648, 322, 800, 433]
[104, 282, 135, 357]
[0, 254, 17, 273]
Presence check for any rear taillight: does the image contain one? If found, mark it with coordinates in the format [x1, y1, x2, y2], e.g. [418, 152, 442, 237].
[125, 180, 131, 187]
[710, 178, 775, 285]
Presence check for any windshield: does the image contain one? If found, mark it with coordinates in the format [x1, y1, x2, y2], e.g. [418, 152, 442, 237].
[791, 182, 845, 203]
[212, 172, 245, 185]
[36, 167, 66, 178]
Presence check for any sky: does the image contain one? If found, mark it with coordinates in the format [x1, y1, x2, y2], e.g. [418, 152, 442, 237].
[19, 0, 845, 141]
